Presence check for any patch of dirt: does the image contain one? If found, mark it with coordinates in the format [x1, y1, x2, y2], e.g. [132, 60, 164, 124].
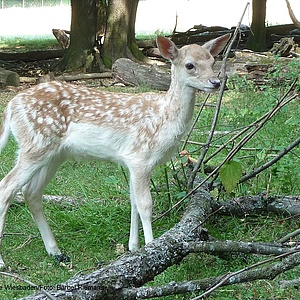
[0, 57, 60, 77]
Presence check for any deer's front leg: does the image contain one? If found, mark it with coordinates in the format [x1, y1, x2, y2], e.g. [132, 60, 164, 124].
[129, 168, 153, 251]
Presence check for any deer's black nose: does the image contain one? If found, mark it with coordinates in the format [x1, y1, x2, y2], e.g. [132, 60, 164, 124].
[209, 78, 221, 88]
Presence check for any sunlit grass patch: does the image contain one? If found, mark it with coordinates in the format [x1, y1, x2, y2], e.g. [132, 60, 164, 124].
[0, 35, 59, 51]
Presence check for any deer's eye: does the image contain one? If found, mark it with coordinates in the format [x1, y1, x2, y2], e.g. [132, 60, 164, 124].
[185, 63, 195, 70]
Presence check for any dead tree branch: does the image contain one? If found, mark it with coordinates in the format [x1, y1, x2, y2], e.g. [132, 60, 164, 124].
[20, 188, 213, 300]
[187, 3, 250, 189]
[188, 240, 290, 256]
[192, 250, 300, 299]
[285, 0, 300, 28]
[212, 194, 300, 218]
[19, 186, 300, 300]
[117, 249, 300, 299]
[239, 133, 300, 183]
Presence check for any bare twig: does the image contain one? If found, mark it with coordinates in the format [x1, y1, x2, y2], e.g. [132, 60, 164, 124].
[187, 2, 249, 189]
[202, 74, 298, 165]
[240, 133, 300, 183]
[181, 93, 210, 151]
[12, 235, 38, 252]
[209, 87, 298, 166]
[154, 82, 297, 220]
[192, 249, 300, 299]
[278, 228, 300, 244]
[187, 75, 228, 190]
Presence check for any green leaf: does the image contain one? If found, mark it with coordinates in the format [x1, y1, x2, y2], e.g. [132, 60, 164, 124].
[220, 160, 243, 193]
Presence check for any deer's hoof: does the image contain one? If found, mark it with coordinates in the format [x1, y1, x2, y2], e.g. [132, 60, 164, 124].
[53, 253, 70, 264]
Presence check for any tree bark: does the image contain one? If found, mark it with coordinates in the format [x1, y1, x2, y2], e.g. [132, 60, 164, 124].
[212, 194, 300, 217]
[58, 0, 98, 72]
[102, 0, 145, 68]
[246, 0, 267, 51]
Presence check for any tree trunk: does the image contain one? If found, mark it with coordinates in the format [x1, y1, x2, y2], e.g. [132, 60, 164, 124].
[102, 0, 145, 68]
[96, 0, 107, 36]
[58, 0, 98, 72]
[246, 0, 267, 51]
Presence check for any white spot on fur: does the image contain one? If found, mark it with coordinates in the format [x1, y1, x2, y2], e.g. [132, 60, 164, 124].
[37, 117, 43, 124]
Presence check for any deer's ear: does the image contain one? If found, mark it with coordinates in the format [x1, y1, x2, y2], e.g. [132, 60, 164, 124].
[202, 33, 231, 57]
[156, 36, 179, 61]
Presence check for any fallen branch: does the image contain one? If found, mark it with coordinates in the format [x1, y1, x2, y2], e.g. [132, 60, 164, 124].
[14, 189, 300, 299]
[212, 194, 300, 218]
[118, 249, 300, 299]
[278, 228, 300, 244]
[0, 50, 64, 62]
[280, 276, 300, 288]
[20, 187, 213, 299]
[188, 240, 290, 256]
[192, 250, 300, 299]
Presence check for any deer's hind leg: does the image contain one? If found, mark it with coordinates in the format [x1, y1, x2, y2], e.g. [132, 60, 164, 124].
[22, 155, 69, 262]
[0, 153, 50, 268]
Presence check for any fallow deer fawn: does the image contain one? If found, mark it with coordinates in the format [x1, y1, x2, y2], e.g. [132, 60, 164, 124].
[0, 34, 230, 268]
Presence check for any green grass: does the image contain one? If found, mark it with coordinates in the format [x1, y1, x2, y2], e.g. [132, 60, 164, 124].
[0, 33, 164, 53]
[0, 35, 59, 52]
[0, 58, 299, 299]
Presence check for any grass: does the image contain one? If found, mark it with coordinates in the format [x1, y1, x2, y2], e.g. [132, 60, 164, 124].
[0, 35, 59, 52]
[0, 34, 169, 52]
[0, 51, 299, 299]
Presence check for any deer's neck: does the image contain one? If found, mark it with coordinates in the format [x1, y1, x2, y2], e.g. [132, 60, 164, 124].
[164, 69, 197, 127]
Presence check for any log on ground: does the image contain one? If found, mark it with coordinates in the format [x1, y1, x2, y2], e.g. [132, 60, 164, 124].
[0, 49, 65, 62]
[0, 67, 20, 86]
[112, 58, 171, 91]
